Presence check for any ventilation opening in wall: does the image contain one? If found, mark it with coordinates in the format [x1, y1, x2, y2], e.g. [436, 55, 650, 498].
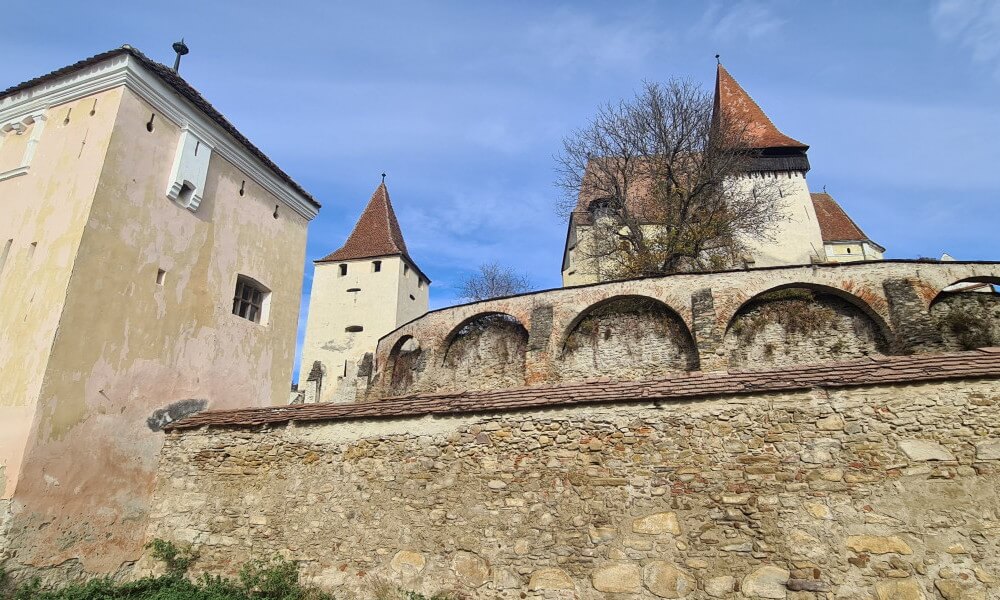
[63, 108, 72, 126]
[146, 114, 155, 132]
[339, 264, 347, 276]
[0, 239, 12, 276]
[239, 180, 245, 197]
[347, 287, 361, 293]
[345, 325, 363, 333]
[409, 294, 415, 301]
[273, 205, 279, 219]
[177, 182, 196, 206]
[373, 260, 381, 272]
[27, 242, 37, 262]
[156, 269, 166, 285]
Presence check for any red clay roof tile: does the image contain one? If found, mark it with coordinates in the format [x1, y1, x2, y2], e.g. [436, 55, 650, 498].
[318, 182, 416, 266]
[165, 349, 1000, 431]
[713, 64, 807, 150]
[811, 192, 881, 248]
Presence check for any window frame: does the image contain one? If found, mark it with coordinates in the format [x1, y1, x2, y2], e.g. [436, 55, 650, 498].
[232, 275, 271, 325]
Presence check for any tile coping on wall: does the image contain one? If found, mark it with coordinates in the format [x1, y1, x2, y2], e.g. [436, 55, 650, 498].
[164, 348, 1000, 431]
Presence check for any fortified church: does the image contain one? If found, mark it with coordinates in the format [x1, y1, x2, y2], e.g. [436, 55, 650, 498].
[2, 43, 1000, 600]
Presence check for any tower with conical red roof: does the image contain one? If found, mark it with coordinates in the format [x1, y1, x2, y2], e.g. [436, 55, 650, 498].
[298, 181, 429, 403]
[711, 63, 826, 267]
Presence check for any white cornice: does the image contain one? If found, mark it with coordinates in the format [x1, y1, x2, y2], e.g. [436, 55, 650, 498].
[0, 53, 319, 220]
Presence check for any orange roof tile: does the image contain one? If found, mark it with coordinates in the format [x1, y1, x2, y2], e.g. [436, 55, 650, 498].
[811, 192, 880, 248]
[319, 182, 412, 263]
[713, 64, 807, 150]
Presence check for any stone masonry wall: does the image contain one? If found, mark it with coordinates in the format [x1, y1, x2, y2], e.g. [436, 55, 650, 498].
[366, 261, 1000, 399]
[932, 293, 1000, 352]
[145, 377, 1000, 599]
[724, 292, 888, 371]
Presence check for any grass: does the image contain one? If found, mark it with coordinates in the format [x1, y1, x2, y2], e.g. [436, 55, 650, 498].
[0, 541, 460, 600]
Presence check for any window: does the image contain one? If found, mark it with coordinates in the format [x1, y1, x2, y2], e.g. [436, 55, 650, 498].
[232, 275, 270, 324]
[373, 260, 382, 272]
[345, 325, 363, 333]
[418, 278, 424, 289]
[339, 264, 347, 276]
[403, 264, 410, 277]
[156, 269, 166, 285]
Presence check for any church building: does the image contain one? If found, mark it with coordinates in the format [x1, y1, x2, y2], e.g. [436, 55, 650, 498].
[298, 181, 429, 403]
[562, 64, 884, 286]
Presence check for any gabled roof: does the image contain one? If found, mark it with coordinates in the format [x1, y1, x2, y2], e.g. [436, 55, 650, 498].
[811, 192, 883, 250]
[0, 46, 319, 210]
[713, 64, 807, 150]
[318, 183, 426, 279]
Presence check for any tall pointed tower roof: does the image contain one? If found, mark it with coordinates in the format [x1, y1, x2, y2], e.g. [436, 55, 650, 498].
[318, 182, 414, 264]
[713, 64, 807, 150]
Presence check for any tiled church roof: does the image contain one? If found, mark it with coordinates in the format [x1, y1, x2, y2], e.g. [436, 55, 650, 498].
[811, 192, 882, 248]
[713, 64, 808, 150]
[165, 349, 1000, 430]
[318, 182, 411, 263]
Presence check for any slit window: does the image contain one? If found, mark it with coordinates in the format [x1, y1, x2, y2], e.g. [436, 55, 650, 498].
[345, 325, 363, 333]
[156, 269, 166, 285]
[373, 260, 381, 272]
[339, 264, 347, 276]
[232, 275, 269, 324]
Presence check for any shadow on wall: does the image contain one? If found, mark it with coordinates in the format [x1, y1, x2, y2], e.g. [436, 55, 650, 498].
[559, 296, 698, 380]
[724, 286, 890, 371]
[931, 278, 1000, 352]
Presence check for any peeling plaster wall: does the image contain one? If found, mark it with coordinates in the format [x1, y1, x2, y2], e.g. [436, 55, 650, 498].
[0, 89, 122, 505]
[5, 88, 309, 576]
[144, 377, 1000, 599]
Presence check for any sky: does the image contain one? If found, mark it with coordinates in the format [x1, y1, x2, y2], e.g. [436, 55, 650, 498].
[3, 0, 998, 376]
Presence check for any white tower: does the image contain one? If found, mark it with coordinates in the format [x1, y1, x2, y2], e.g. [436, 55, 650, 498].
[298, 181, 429, 403]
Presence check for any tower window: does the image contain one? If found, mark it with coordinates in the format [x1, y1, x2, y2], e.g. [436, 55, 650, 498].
[373, 260, 382, 272]
[403, 264, 410, 277]
[339, 264, 347, 276]
[232, 275, 270, 324]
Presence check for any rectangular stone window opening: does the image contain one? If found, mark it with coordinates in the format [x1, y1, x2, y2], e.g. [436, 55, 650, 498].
[339, 264, 347, 276]
[232, 275, 271, 324]
[156, 269, 166, 286]
[373, 260, 381, 272]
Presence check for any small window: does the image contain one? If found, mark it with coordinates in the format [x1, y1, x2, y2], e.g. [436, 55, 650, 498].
[345, 325, 363, 333]
[418, 278, 424, 289]
[232, 275, 269, 324]
[156, 269, 166, 285]
[409, 294, 415, 301]
[846, 248, 852, 254]
[373, 260, 382, 272]
[403, 264, 410, 277]
[346, 287, 361, 292]
[339, 264, 347, 276]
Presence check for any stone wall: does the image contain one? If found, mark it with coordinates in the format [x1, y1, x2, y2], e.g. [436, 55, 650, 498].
[145, 376, 1000, 599]
[366, 261, 1000, 399]
[724, 290, 888, 370]
[932, 292, 1000, 352]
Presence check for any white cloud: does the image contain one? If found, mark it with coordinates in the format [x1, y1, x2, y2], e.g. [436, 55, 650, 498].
[932, 0, 1000, 76]
[698, 1, 786, 42]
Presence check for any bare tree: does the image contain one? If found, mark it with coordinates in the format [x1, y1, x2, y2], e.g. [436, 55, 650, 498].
[460, 262, 531, 301]
[556, 80, 789, 279]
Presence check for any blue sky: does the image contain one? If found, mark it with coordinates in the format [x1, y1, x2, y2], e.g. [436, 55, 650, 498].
[4, 1, 998, 376]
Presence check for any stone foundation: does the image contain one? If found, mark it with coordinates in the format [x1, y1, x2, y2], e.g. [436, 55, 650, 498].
[145, 377, 1000, 599]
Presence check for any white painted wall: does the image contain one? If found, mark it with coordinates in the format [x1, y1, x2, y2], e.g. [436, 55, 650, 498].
[299, 255, 429, 403]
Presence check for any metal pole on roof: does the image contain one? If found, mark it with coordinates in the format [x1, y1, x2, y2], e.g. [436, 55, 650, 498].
[172, 39, 190, 73]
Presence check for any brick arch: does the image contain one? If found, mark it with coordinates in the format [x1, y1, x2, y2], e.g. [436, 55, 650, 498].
[928, 277, 1000, 352]
[723, 282, 893, 342]
[439, 312, 529, 392]
[557, 295, 699, 380]
[385, 335, 423, 396]
[723, 283, 892, 371]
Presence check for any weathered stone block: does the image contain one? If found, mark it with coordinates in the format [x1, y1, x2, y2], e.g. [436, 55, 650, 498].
[592, 563, 641, 593]
[631, 512, 681, 535]
[740, 565, 789, 599]
[389, 550, 426, 576]
[875, 579, 926, 600]
[643, 561, 693, 598]
[975, 440, 1000, 460]
[528, 568, 574, 591]
[846, 535, 913, 555]
[898, 440, 955, 461]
